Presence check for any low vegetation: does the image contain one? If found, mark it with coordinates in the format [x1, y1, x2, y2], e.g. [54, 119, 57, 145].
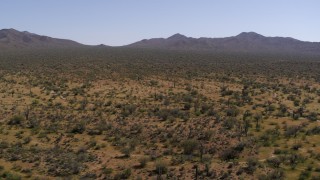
[0, 48, 319, 179]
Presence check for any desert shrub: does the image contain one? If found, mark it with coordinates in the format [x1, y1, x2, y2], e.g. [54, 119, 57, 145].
[170, 155, 185, 166]
[293, 113, 300, 120]
[183, 103, 191, 110]
[114, 169, 131, 179]
[87, 129, 102, 136]
[157, 109, 170, 120]
[5, 143, 25, 161]
[87, 139, 97, 149]
[220, 148, 238, 161]
[115, 103, 122, 109]
[306, 126, 320, 135]
[225, 107, 239, 117]
[70, 122, 86, 134]
[207, 108, 217, 116]
[25, 118, 39, 129]
[299, 169, 311, 180]
[1, 171, 21, 180]
[223, 117, 238, 130]
[284, 125, 300, 138]
[156, 108, 188, 121]
[285, 153, 304, 169]
[302, 97, 312, 105]
[274, 148, 288, 155]
[105, 100, 112, 106]
[200, 103, 210, 114]
[258, 169, 284, 180]
[163, 98, 170, 106]
[120, 146, 133, 158]
[307, 112, 318, 121]
[245, 157, 259, 174]
[101, 166, 113, 175]
[45, 146, 95, 176]
[277, 104, 288, 117]
[201, 130, 214, 141]
[155, 160, 168, 175]
[220, 142, 246, 161]
[71, 87, 85, 96]
[234, 142, 246, 152]
[181, 139, 199, 155]
[268, 104, 276, 112]
[294, 100, 300, 107]
[259, 133, 271, 147]
[266, 157, 282, 168]
[291, 143, 302, 150]
[121, 104, 137, 117]
[81, 173, 97, 179]
[191, 89, 198, 96]
[220, 86, 233, 96]
[149, 80, 158, 86]
[7, 115, 24, 125]
[154, 93, 164, 101]
[138, 156, 149, 168]
[183, 94, 193, 103]
[22, 136, 32, 144]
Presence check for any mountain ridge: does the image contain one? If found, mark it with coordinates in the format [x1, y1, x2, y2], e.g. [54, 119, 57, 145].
[127, 32, 320, 55]
[1, 28, 320, 55]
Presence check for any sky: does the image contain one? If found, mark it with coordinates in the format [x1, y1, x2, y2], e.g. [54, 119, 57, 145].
[1, 0, 320, 46]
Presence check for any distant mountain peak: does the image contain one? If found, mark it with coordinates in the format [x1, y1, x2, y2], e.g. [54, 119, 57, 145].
[236, 32, 264, 38]
[1, 28, 16, 31]
[0, 28, 19, 34]
[22, 31, 33, 34]
[167, 33, 188, 40]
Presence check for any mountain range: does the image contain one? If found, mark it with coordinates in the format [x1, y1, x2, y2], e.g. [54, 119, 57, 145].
[129, 32, 320, 54]
[1, 28, 320, 55]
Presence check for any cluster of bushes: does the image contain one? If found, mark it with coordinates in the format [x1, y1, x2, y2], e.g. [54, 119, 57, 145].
[7, 115, 24, 125]
[45, 147, 95, 176]
[155, 108, 189, 121]
[1, 171, 21, 180]
[220, 142, 245, 161]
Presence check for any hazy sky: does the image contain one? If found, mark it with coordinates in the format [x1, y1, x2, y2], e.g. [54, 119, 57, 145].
[1, 0, 319, 46]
